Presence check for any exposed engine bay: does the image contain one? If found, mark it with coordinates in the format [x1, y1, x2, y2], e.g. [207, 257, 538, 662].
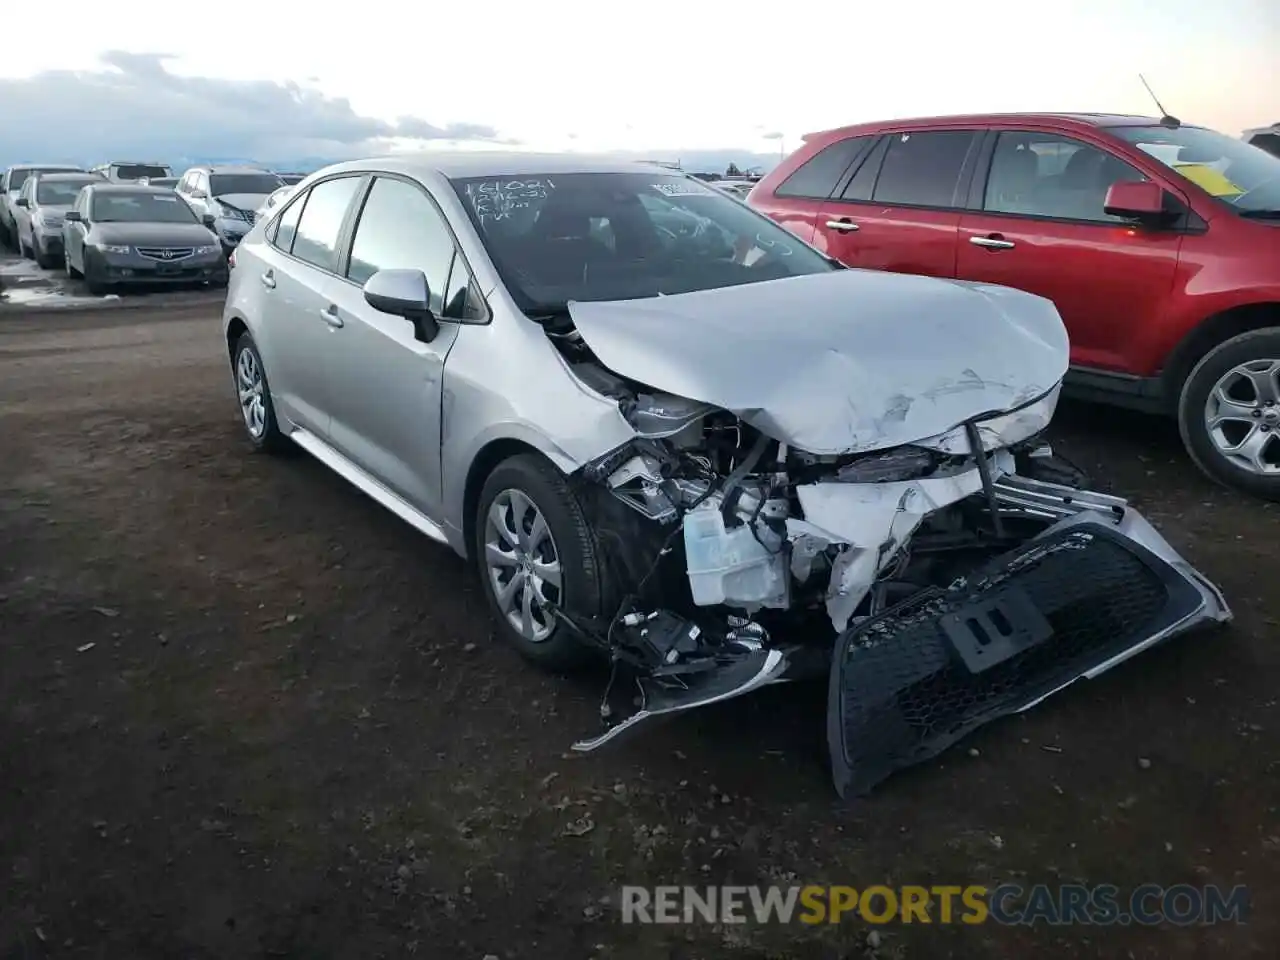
[539, 307, 1231, 798]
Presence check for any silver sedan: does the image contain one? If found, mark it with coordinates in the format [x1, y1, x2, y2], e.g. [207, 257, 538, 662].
[223, 153, 1230, 795]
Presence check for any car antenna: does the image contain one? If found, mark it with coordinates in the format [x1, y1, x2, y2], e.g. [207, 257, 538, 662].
[1138, 74, 1181, 129]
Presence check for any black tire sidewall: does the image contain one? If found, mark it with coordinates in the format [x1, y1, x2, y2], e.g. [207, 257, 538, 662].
[474, 455, 603, 670]
[232, 332, 288, 454]
[1178, 327, 1280, 501]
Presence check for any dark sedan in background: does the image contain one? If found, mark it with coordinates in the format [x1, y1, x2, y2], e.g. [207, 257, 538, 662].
[62, 184, 228, 294]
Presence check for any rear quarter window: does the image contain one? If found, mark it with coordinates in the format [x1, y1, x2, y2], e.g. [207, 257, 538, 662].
[773, 137, 873, 200]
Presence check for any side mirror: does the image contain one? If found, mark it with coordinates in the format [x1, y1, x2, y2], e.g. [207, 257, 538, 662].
[64, 210, 82, 222]
[363, 268, 439, 343]
[202, 214, 217, 228]
[1104, 180, 1167, 224]
[15, 198, 28, 208]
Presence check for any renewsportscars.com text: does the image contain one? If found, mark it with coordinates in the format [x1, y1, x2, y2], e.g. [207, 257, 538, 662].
[620, 884, 1250, 926]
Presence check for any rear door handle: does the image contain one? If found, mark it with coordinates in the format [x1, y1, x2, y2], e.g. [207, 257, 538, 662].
[319, 305, 344, 329]
[970, 235, 1016, 250]
[260, 270, 276, 289]
[825, 219, 860, 233]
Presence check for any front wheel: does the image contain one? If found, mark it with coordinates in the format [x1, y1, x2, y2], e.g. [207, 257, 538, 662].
[1178, 327, 1280, 501]
[474, 455, 604, 670]
[64, 248, 82, 279]
[83, 251, 110, 295]
[34, 242, 57, 270]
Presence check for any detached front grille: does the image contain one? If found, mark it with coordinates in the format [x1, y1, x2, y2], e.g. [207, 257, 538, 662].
[828, 522, 1206, 797]
[136, 247, 195, 261]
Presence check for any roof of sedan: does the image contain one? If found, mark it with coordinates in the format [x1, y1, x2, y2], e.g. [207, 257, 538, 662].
[318, 152, 685, 180]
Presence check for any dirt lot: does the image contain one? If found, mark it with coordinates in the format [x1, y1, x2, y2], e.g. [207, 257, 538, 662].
[1, 303, 1277, 959]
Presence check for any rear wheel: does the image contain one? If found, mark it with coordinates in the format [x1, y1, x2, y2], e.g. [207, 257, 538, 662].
[231, 332, 289, 454]
[473, 454, 603, 670]
[1178, 327, 1280, 501]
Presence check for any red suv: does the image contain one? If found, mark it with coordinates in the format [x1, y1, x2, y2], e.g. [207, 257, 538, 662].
[750, 113, 1280, 500]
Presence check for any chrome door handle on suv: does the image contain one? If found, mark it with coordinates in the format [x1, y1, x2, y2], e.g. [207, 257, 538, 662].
[970, 235, 1016, 250]
[319, 306, 344, 329]
[825, 219, 860, 233]
[260, 270, 276, 289]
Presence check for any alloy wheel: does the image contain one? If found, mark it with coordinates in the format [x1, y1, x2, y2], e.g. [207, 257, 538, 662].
[484, 488, 563, 643]
[1203, 358, 1280, 475]
[236, 347, 267, 439]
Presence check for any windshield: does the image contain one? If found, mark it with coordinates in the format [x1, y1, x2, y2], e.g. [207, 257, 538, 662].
[36, 179, 96, 205]
[9, 167, 80, 192]
[451, 172, 834, 312]
[209, 173, 283, 197]
[1111, 125, 1280, 215]
[113, 164, 171, 181]
[91, 192, 199, 224]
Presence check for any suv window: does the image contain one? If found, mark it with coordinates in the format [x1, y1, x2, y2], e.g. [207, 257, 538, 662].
[872, 130, 977, 208]
[290, 177, 362, 272]
[346, 177, 458, 315]
[983, 132, 1145, 223]
[774, 137, 871, 199]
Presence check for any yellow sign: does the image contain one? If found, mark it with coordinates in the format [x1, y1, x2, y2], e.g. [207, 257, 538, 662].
[1172, 163, 1244, 197]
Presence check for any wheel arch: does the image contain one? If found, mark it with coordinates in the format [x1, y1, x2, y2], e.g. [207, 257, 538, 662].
[461, 438, 556, 562]
[224, 315, 250, 363]
[1161, 302, 1280, 404]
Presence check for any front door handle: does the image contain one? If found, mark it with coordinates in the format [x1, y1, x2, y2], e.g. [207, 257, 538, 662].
[260, 270, 276, 289]
[319, 305, 344, 329]
[825, 218, 860, 233]
[970, 235, 1016, 250]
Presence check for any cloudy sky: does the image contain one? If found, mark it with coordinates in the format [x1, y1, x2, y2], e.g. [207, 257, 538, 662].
[1, 0, 1276, 170]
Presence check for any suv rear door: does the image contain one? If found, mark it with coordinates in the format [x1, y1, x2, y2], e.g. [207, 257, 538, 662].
[955, 129, 1184, 372]
[750, 135, 875, 244]
[814, 129, 981, 279]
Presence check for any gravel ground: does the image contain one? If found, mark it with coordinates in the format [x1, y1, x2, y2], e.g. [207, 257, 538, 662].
[1, 303, 1277, 959]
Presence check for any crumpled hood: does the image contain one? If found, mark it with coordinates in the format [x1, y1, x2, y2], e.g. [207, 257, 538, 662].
[568, 269, 1070, 455]
[215, 193, 270, 214]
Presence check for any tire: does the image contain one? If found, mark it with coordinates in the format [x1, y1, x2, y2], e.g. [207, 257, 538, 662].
[1177, 327, 1280, 502]
[34, 243, 57, 270]
[64, 248, 83, 279]
[83, 251, 110, 295]
[474, 454, 603, 670]
[231, 332, 290, 454]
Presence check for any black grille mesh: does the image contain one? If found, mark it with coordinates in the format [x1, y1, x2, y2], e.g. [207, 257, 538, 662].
[829, 524, 1201, 797]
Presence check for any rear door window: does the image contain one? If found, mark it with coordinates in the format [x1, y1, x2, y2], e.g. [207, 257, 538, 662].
[871, 131, 978, 208]
[289, 177, 363, 272]
[774, 137, 873, 199]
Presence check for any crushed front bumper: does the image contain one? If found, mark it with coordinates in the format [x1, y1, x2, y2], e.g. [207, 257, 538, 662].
[828, 476, 1230, 797]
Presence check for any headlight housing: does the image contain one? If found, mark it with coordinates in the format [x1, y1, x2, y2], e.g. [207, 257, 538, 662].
[95, 243, 131, 254]
[194, 244, 220, 255]
[39, 214, 63, 228]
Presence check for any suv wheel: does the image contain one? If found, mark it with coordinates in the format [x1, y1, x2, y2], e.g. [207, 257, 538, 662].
[231, 332, 289, 454]
[1178, 327, 1280, 501]
[474, 454, 603, 670]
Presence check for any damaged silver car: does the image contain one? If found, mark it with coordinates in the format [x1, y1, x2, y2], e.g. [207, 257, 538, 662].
[222, 154, 1231, 796]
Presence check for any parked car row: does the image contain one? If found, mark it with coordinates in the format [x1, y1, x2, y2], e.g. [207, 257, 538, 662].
[0, 160, 302, 291]
[748, 112, 1280, 501]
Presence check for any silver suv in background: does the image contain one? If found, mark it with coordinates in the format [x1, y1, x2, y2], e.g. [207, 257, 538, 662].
[90, 161, 175, 183]
[1, 163, 85, 249]
[175, 165, 283, 255]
